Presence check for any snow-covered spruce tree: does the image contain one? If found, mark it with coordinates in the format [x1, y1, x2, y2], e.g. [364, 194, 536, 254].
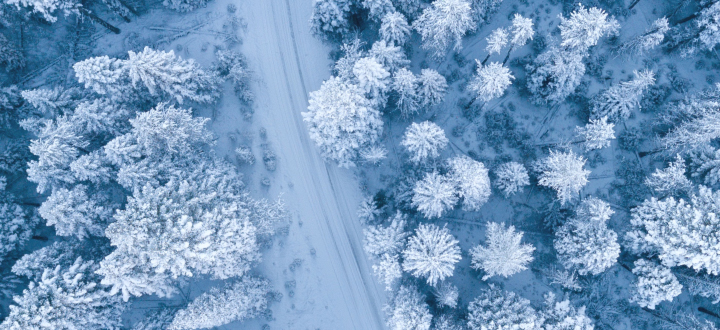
[554, 197, 620, 276]
[618, 17, 669, 56]
[380, 11, 412, 46]
[661, 85, 720, 154]
[691, 147, 720, 186]
[362, 0, 395, 21]
[494, 161, 530, 197]
[482, 28, 508, 64]
[503, 14, 534, 64]
[645, 154, 692, 196]
[417, 69, 448, 108]
[630, 259, 682, 310]
[558, 4, 619, 53]
[434, 282, 459, 308]
[370, 40, 410, 72]
[526, 47, 586, 105]
[668, 1, 720, 56]
[310, 0, 353, 41]
[373, 253, 403, 291]
[470, 0, 503, 25]
[11, 241, 79, 280]
[413, 0, 475, 59]
[447, 155, 491, 211]
[575, 116, 615, 151]
[162, 0, 208, 12]
[364, 211, 409, 257]
[432, 314, 465, 330]
[214, 49, 254, 103]
[591, 69, 655, 122]
[169, 277, 269, 330]
[0, 201, 35, 265]
[676, 271, 720, 304]
[540, 292, 594, 330]
[334, 39, 365, 80]
[0, 258, 125, 330]
[385, 285, 433, 330]
[354, 56, 391, 107]
[131, 308, 176, 330]
[467, 285, 540, 330]
[4, 0, 79, 23]
[535, 150, 590, 205]
[358, 195, 382, 224]
[38, 184, 112, 239]
[470, 222, 535, 280]
[402, 223, 461, 286]
[468, 61, 514, 104]
[412, 171, 458, 219]
[303, 76, 383, 168]
[627, 186, 720, 274]
[401, 121, 449, 163]
[393, 68, 420, 116]
[361, 144, 389, 165]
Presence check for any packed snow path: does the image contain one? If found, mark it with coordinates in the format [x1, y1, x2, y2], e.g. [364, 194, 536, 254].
[237, 0, 387, 329]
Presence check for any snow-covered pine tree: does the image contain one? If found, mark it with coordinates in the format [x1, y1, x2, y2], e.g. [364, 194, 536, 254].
[467, 285, 540, 330]
[630, 259, 682, 310]
[412, 171, 458, 218]
[470, 222, 535, 280]
[385, 285, 433, 330]
[413, 0, 475, 59]
[591, 69, 655, 122]
[534, 150, 590, 205]
[162, 0, 208, 12]
[554, 197, 620, 275]
[434, 282, 459, 308]
[558, 4, 619, 53]
[364, 211, 409, 257]
[131, 308, 176, 330]
[676, 271, 720, 304]
[0, 258, 125, 330]
[373, 253, 403, 291]
[358, 195, 382, 224]
[401, 121, 448, 163]
[370, 40, 410, 72]
[417, 69, 448, 108]
[353, 56, 391, 107]
[71, 99, 130, 136]
[72, 55, 124, 96]
[540, 292, 594, 330]
[334, 39, 365, 80]
[169, 277, 269, 330]
[310, 0, 353, 41]
[494, 161, 530, 197]
[661, 84, 720, 154]
[526, 47, 586, 105]
[627, 185, 720, 275]
[27, 115, 88, 193]
[38, 184, 112, 239]
[668, 1, 720, 56]
[470, 0, 503, 25]
[402, 223, 461, 286]
[645, 154, 692, 196]
[0, 202, 34, 265]
[618, 17, 669, 56]
[380, 11, 412, 46]
[362, 0, 395, 21]
[575, 116, 615, 151]
[303, 76, 383, 168]
[361, 144, 389, 165]
[5, 0, 80, 23]
[11, 241, 78, 280]
[468, 61, 514, 104]
[447, 155, 491, 211]
[432, 314, 465, 330]
[482, 28, 508, 64]
[691, 147, 720, 186]
[503, 14, 534, 64]
[392, 68, 420, 116]
[214, 49, 254, 102]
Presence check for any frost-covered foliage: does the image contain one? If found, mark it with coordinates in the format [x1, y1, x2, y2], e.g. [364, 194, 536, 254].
[412, 171, 458, 218]
[540, 292, 594, 330]
[131, 308, 176, 330]
[670, 1, 720, 56]
[334, 39, 365, 80]
[38, 185, 112, 239]
[558, 4, 618, 52]
[575, 116, 615, 151]
[380, 12, 412, 46]
[362, 0, 395, 21]
[630, 259, 682, 310]
[494, 162, 530, 197]
[661, 85, 720, 154]
[373, 253, 403, 291]
[385, 285, 433, 330]
[627, 186, 720, 275]
[677, 271, 720, 304]
[434, 282, 459, 308]
[214, 50, 253, 103]
[310, 0, 353, 41]
[169, 277, 269, 330]
[402, 223, 461, 286]
[417, 69, 448, 108]
[645, 154, 692, 195]
[5, 0, 79, 22]
[358, 195, 382, 224]
[371, 41, 410, 72]
[447, 156, 490, 211]
[467, 285, 540, 330]
[468, 61, 514, 103]
[691, 147, 720, 186]
[432, 314, 465, 330]
[0, 258, 125, 330]
[535, 150, 590, 205]
[470, 222, 535, 280]
[162, 0, 208, 12]
[591, 70, 655, 122]
[509, 14, 534, 48]
[393, 68, 420, 116]
[485, 28, 508, 57]
[401, 121, 449, 163]
[0, 202, 34, 265]
[526, 47, 586, 105]
[354, 57, 391, 107]
[364, 211, 408, 257]
[303, 76, 383, 168]
[554, 197, 620, 275]
[413, 0, 476, 58]
[618, 17, 669, 56]
[361, 144, 389, 165]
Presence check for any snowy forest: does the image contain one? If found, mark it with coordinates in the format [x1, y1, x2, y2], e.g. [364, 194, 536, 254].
[0, 0, 719, 329]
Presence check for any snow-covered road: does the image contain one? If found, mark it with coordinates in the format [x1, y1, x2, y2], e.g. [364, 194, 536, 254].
[235, 0, 387, 329]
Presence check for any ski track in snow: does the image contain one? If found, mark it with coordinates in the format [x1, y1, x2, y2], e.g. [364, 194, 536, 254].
[236, 0, 387, 329]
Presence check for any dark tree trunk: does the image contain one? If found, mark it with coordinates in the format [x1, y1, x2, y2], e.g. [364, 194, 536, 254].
[79, 8, 121, 34]
[481, 54, 490, 65]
